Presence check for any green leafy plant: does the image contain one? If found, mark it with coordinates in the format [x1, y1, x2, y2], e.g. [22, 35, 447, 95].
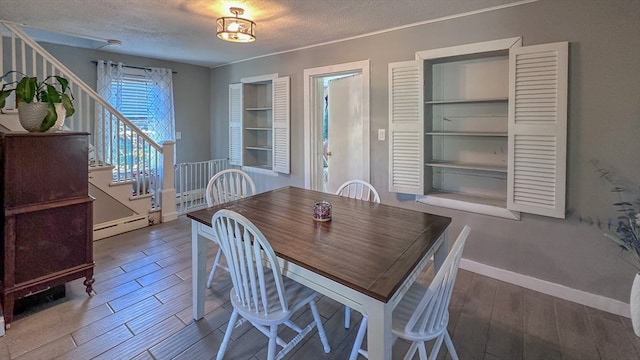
[0, 71, 75, 131]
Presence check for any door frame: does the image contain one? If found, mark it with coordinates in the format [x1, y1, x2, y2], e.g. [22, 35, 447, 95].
[303, 60, 370, 190]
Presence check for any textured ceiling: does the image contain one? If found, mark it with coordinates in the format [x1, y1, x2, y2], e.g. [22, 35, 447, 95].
[0, 0, 530, 68]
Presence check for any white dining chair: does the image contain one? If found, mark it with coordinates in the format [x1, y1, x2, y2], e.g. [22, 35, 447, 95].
[212, 209, 332, 360]
[349, 225, 471, 360]
[336, 179, 381, 204]
[205, 168, 256, 288]
[336, 179, 381, 329]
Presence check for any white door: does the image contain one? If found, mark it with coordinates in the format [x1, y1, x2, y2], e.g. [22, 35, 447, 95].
[326, 74, 364, 194]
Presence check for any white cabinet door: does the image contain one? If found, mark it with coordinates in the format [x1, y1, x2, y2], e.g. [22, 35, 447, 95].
[388, 60, 424, 194]
[272, 77, 290, 174]
[228, 83, 242, 166]
[507, 42, 568, 218]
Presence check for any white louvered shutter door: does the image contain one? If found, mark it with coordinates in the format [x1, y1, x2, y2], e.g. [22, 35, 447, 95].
[272, 77, 290, 174]
[507, 42, 568, 218]
[228, 83, 243, 166]
[388, 60, 424, 194]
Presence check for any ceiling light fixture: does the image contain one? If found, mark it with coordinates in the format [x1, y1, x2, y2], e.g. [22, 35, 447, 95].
[216, 7, 256, 43]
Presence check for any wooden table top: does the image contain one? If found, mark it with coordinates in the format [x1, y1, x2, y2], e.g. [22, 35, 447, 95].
[187, 186, 451, 303]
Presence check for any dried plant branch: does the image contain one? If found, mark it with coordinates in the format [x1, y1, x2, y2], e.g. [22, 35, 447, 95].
[592, 160, 640, 273]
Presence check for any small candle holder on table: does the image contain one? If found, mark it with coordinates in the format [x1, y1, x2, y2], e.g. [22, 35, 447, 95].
[313, 201, 332, 222]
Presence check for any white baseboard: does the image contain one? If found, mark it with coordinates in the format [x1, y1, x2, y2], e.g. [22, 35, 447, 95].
[175, 187, 205, 200]
[94, 215, 149, 240]
[459, 258, 631, 318]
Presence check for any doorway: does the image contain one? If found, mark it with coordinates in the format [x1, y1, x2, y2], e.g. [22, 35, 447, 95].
[303, 60, 370, 192]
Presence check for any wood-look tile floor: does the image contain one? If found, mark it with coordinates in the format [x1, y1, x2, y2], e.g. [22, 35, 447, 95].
[1, 215, 639, 360]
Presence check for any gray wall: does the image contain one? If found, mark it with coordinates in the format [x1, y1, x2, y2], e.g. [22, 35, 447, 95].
[209, 0, 640, 302]
[38, 42, 212, 163]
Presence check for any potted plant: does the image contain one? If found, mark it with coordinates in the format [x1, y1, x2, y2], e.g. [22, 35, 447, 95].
[0, 71, 75, 132]
[592, 160, 640, 335]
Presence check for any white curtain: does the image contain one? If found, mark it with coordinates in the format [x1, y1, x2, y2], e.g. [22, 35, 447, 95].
[144, 67, 176, 145]
[96, 60, 124, 164]
[96, 60, 176, 164]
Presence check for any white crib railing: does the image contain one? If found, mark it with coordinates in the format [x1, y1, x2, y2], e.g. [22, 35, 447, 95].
[175, 158, 230, 214]
[1, 21, 177, 221]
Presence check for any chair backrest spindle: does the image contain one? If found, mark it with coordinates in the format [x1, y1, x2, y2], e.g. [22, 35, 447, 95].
[213, 209, 288, 315]
[206, 169, 256, 206]
[336, 179, 381, 203]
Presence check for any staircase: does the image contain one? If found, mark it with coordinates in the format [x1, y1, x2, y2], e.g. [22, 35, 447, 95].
[0, 21, 177, 239]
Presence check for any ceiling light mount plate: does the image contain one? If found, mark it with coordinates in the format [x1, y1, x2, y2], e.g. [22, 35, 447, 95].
[217, 7, 256, 43]
[107, 39, 122, 47]
[229, 7, 244, 16]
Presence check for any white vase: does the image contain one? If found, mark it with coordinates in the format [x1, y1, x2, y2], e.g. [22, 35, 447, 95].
[47, 103, 67, 132]
[631, 273, 640, 337]
[18, 102, 49, 132]
[17, 102, 66, 132]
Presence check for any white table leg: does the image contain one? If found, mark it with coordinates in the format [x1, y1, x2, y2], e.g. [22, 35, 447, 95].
[0, 301, 4, 336]
[192, 220, 207, 320]
[433, 232, 448, 272]
[359, 232, 447, 359]
[363, 298, 392, 360]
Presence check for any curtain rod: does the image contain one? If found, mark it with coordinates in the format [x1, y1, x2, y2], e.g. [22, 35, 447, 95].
[91, 60, 177, 74]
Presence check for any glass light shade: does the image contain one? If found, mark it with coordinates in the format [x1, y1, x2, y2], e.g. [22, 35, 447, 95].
[217, 16, 256, 43]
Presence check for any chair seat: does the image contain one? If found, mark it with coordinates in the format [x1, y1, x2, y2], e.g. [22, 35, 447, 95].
[229, 270, 318, 325]
[391, 282, 449, 342]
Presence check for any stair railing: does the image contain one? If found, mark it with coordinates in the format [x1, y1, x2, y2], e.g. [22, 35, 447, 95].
[0, 21, 177, 222]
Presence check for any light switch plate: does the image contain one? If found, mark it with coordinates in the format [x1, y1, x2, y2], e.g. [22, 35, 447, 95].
[176, 131, 182, 140]
[378, 129, 385, 141]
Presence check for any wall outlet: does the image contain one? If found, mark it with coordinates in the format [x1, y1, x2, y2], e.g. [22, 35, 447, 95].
[378, 129, 385, 141]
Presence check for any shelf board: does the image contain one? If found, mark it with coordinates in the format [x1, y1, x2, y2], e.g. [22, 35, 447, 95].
[245, 107, 272, 111]
[245, 146, 272, 151]
[425, 98, 508, 105]
[425, 131, 507, 137]
[245, 127, 272, 131]
[417, 191, 520, 220]
[241, 165, 276, 176]
[426, 160, 507, 173]
[246, 164, 272, 170]
[427, 190, 506, 207]
[441, 115, 508, 119]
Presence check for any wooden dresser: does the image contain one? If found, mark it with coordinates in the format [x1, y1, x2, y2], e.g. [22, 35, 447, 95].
[0, 131, 94, 327]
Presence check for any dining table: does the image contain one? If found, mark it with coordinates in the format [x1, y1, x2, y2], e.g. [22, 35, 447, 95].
[187, 186, 451, 360]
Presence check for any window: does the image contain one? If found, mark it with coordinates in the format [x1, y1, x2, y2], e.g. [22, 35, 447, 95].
[96, 61, 176, 171]
[114, 74, 154, 135]
[103, 65, 175, 146]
